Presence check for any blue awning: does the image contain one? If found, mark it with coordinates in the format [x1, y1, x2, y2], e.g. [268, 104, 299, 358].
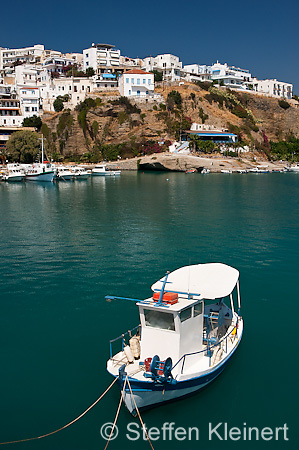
[102, 73, 116, 79]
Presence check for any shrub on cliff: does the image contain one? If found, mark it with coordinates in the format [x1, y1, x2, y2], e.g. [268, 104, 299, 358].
[278, 99, 290, 110]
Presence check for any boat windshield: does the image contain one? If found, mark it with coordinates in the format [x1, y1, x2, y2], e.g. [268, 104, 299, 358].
[144, 309, 175, 331]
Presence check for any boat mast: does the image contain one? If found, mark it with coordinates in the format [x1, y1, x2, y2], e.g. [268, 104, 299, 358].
[41, 135, 44, 163]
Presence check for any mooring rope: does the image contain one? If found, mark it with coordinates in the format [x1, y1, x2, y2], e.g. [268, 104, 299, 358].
[103, 377, 127, 450]
[126, 376, 155, 450]
[0, 376, 119, 446]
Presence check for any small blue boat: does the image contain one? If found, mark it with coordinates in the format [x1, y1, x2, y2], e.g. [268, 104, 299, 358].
[106, 263, 243, 415]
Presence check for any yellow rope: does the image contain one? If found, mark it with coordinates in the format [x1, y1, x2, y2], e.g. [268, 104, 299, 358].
[126, 376, 155, 450]
[0, 377, 119, 446]
[103, 377, 127, 450]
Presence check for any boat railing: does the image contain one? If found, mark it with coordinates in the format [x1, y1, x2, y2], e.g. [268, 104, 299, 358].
[109, 324, 141, 358]
[172, 318, 240, 374]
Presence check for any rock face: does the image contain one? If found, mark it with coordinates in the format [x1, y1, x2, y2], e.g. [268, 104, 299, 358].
[111, 152, 287, 173]
[40, 82, 299, 159]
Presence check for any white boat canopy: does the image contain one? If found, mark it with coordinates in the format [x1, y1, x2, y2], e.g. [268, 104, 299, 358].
[151, 263, 239, 300]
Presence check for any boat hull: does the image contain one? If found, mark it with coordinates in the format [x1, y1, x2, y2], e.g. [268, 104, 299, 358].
[92, 171, 121, 176]
[25, 171, 55, 182]
[118, 358, 229, 414]
[111, 325, 243, 415]
[4, 175, 24, 182]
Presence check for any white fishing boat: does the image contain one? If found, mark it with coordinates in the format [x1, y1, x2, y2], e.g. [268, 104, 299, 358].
[201, 168, 210, 174]
[289, 164, 299, 172]
[2, 164, 24, 182]
[56, 166, 74, 181]
[24, 162, 55, 182]
[92, 164, 121, 176]
[24, 137, 55, 182]
[106, 263, 243, 415]
[220, 169, 232, 174]
[72, 166, 91, 179]
[248, 165, 269, 173]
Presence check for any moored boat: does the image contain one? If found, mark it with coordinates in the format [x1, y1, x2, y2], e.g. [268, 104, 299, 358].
[248, 165, 269, 173]
[106, 263, 243, 415]
[92, 164, 121, 176]
[24, 162, 55, 182]
[289, 164, 299, 172]
[72, 166, 91, 179]
[2, 164, 24, 182]
[56, 166, 74, 180]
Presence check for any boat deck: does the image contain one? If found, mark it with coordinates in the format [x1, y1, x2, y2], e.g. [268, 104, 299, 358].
[107, 318, 242, 382]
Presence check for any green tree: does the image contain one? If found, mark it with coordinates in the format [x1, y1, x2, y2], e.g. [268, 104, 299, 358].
[151, 70, 163, 82]
[167, 90, 182, 109]
[86, 67, 95, 77]
[22, 115, 42, 130]
[53, 96, 64, 112]
[6, 130, 40, 163]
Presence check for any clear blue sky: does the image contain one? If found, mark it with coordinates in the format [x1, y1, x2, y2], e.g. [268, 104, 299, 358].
[2, 0, 299, 92]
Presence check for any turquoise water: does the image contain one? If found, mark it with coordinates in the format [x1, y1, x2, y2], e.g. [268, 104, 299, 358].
[0, 173, 298, 449]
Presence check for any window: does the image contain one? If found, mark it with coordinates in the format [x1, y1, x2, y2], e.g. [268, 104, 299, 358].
[82, 85, 84, 90]
[143, 79, 146, 84]
[144, 309, 175, 331]
[180, 307, 192, 322]
[137, 78, 140, 85]
[74, 86, 77, 92]
[25, 107, 29, 112]
[131, 78, 134, 84]
[194, 302, 203, 317]
[86, 53, 89, 58]
[86, 62, 89, 66]
[126, 78, 129, 84]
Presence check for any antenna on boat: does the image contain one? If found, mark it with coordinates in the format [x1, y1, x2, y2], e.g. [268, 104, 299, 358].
[157, 271, 170, 306]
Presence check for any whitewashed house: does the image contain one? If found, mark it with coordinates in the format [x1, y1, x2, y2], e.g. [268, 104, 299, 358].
[210, 61, 251, 89]
[0, 45, 44, 70]
[142, 54, 182, 82]
[15, 64, 44, 86]
[249, 78, 293, 99]
[42, 56, 74, 75]
[39, 77, 92, 111]
[17, 86, 40, 118]
[118, 69, 154, 97]
[183, 64, 212, 83]
[83, 43, 121, 75]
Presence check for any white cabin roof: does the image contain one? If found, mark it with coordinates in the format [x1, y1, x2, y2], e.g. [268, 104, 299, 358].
[151, 263, 239, 300]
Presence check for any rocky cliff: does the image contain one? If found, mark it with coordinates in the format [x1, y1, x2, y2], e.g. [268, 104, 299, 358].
[40, 83, 299, 161]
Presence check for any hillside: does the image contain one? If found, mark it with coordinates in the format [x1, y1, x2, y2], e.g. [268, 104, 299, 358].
[40, 82, 299, 161]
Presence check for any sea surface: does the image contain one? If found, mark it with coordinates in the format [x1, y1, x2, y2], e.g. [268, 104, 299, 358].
[0, 172, 298, 450]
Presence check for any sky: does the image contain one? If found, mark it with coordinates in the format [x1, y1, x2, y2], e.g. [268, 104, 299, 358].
[1, 0, 299, 92]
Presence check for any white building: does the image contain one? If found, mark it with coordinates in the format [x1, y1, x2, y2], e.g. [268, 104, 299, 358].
[0, 45, 45, 70]
[42, 56, 74, 75]
[210, 61, 251, 89]
[0, 93, 23, 127]
[142, 54, 182, 82]
[249, 78, 293, 99]
[40, 77, 92, 111]
[120, 56, 143, 70]
[65, 53, 84, 68]
[118, 69, 154, 97]
[183, 64, 212, 83]
[15, 64, 44, 86]
[17, 86, 40, 118]
[83, 43, 121, 75]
